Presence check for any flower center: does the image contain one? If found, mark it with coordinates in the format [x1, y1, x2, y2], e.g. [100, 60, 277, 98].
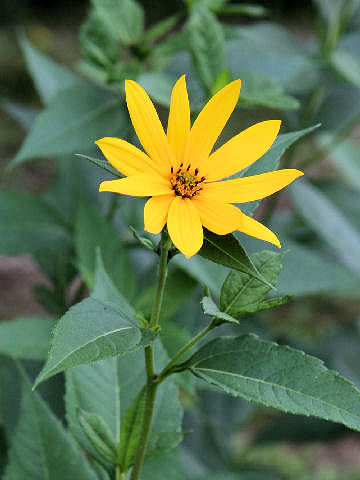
[170, 164, 205, 198]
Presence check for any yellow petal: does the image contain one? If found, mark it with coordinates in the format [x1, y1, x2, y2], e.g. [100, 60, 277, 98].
[95, 137, 162, 177]
[125, 80, 176, 171]
[240, 213, 281, 248]
[167, 75, 190, 166]
[203, 169, 304, 203]
[192, 195, 243, 235]
[203, 120, 281, 182]
[184, 79, 241, 172]
[144, 194, 174, 234]
[167, 196, 203, 258]
[99, 174, 172, 196]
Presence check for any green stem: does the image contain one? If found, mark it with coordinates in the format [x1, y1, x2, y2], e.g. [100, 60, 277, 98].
[157, 320, 217, 382]
[129, 231, 171, 480]
[116, 466, 126, 480]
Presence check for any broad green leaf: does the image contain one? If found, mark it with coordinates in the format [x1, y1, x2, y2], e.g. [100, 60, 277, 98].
[199, 230, 272, 287]
[0, 98, 37, 130]
[239, 73, 299, 110]
[0, 190, 72, 279]
[239, 124, 320, 215]
[3, 367, 97, 480]
[331, 50, 360, 87]
[277, 237, 360, 298]
[19, 34, 80, 104]
[76, 153, 122, 177]
[12, 84, 127, 166]
[290, 179, 360, 275]
[75, 200, 135, 298]
[188, 3, 227, 91]
[217, 4, 268, 16]
[143, 13, 182, 44]
[220, 251, 284, 317]
[78, 409, 117, 464]
[34, 296, 156, 387]
[91, 0, 144, 45]
[200, 296, 239, 324]
[184, 334, 360, 431]
[0, 317, 54, 360]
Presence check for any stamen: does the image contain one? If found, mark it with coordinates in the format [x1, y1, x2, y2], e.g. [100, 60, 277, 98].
[186, 164, 191, 171]
[171, 166, 173, 173]
[200, 176, 205, 182]
[195, 168, 199, 175]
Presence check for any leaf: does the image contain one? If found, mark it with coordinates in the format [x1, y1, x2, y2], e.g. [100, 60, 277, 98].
[75, 200, 135, 298]
[277, 237, 360, 298]
[3, 366, 98, 480]
[183, 334, 360, 432]
[78, 409, 117, 464]
[12, 84, 127, 166]
[76, 153, 122, 177]
[290, 179, 360, 275]
[19, 34, 81, 104]
[199, 230, 272, 287]
[0, 317, 54, 360]
[217, 4, 268, 16]
[34, 296, 157, 387]
[0, 97, 37, 130]
[331, 50, 360, 87]
[91, 0, 144, 45]
[200, 296, 239, 325]
[220, 251, 285, 317]
[143, 13, 182, 45]
[188, 3, 227, 92]
[65, 342, 183, 466]
[140, 449, 185, 480]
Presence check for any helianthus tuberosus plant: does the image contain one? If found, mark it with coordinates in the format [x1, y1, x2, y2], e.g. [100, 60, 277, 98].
[3, 1, 360, 479]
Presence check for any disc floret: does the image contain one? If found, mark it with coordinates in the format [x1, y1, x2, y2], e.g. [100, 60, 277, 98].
[170, 164, 205, 198]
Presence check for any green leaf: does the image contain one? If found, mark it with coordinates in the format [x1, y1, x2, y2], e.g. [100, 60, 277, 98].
[0, 191, 72, 273]
[0, 98, 37, 130]
[3, 366, 98, 480]
[78, 409, 117, 464]
[290, 179, 360, 275]
[91, 0, 145, 45]
[0, 317, 54, 360]
[140, 449, 185, 480]
[76, 153, 122, 177]
[277, 237, 360, 298]
[34, 296, 157, 387]
[217, 4, 268, 16]
[199, 230, 272, 287]
[143, 13, 182, 45]
[75, 201, 135, 298]
[183, 334, 360, 431]
[331, 50, 360, 87]
[220, 251, 284, 317]
[188, 3, 227, 91]
[19, 34, 80, 104]
[12, 84, 127, 166]
[200, 296, 239, 324]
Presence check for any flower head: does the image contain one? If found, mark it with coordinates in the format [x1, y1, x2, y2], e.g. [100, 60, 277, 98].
[96, 76, 303, 258]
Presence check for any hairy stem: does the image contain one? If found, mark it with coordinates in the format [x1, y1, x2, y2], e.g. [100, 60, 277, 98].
[129, 231, 171, 480]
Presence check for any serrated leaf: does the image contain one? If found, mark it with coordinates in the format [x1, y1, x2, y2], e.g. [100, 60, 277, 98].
[200, 296, 239, 324]
[3, 366, 98, 480]
[91, 0, 144, 45]
[34, 296, 156, 387]
[290, 179, 360, 275]
[199, 230, 272, 287]
[78, 409, 117, 464]
[188, 3, 227, 91]
[0, 317, 54, 360]
[12, 84, 127, 166]
[19, 34, 80, 104]
[183, 334, 360, 431]
[220, 251, 283, 317]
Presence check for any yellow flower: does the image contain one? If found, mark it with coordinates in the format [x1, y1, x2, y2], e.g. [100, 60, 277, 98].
[96, 76, 303, 258]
